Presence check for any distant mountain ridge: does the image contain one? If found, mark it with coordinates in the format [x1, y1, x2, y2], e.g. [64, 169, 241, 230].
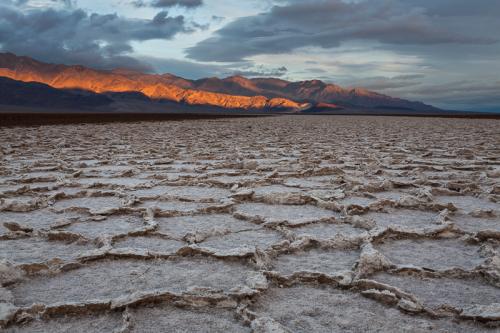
[192, 77, 437, 111]
[0, 52, 438, 112]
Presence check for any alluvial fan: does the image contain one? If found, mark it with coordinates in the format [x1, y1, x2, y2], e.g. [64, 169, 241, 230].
[1, 115, 499, 332]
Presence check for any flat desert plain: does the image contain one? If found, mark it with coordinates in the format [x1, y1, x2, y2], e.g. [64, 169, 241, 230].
[1, 115, 500, 332]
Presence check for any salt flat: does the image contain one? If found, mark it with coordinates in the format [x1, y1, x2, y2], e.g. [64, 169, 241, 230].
[1, 115, 499, 332]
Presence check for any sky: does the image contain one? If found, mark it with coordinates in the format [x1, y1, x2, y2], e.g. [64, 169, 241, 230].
[0, 0, 499, 111]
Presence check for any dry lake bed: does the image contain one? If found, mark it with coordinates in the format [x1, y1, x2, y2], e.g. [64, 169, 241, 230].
[1, 115, 500, 332]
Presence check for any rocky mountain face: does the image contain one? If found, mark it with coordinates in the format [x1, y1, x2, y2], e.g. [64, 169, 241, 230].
[0, 52, 437, 112]
[192, 77, 438, 111]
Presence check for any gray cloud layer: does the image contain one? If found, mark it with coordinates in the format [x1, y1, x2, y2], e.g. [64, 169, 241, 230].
[132, 0, 203, 9]
[0, 2, 191, 71]
[187, 0, 499, 62]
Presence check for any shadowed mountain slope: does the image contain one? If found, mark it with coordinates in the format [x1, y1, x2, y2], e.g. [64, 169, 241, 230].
[0, 76, 112, 109]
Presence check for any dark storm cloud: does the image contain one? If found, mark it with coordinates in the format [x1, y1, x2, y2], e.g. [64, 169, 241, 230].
[186, 0, 498, 62]
[132, 0, 203, 9]
[0, 3, 191, 71]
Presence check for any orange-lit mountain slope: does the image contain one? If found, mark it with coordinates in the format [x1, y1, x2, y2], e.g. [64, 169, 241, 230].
[0, 53, 308, 111]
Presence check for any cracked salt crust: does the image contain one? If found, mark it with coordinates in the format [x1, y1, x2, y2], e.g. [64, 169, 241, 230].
[1, 115, 499, 331]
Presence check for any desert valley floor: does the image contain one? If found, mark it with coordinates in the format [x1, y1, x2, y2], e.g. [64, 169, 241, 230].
[1, 115, 500, 332]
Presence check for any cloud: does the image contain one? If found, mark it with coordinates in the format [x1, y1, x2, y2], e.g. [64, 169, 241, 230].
[401, 0, 500, 17]
[305, 68, 327, 74]
[211, 15, 225, 23]
[345, 74, 425, 90]
[410, 81, 500, 97]
[233, 65, 288, 78]
[186, 0, 498, 62]
[139, 56, 229, 78]
[0, 3, 192, 71]
[142, 56, 288, 79]
[11, 0, 75, 10]
[403, 81, 500, 111]
[132, 0, 203, 8]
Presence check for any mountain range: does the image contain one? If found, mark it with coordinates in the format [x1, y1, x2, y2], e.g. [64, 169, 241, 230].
[0, 52, 439, 113]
